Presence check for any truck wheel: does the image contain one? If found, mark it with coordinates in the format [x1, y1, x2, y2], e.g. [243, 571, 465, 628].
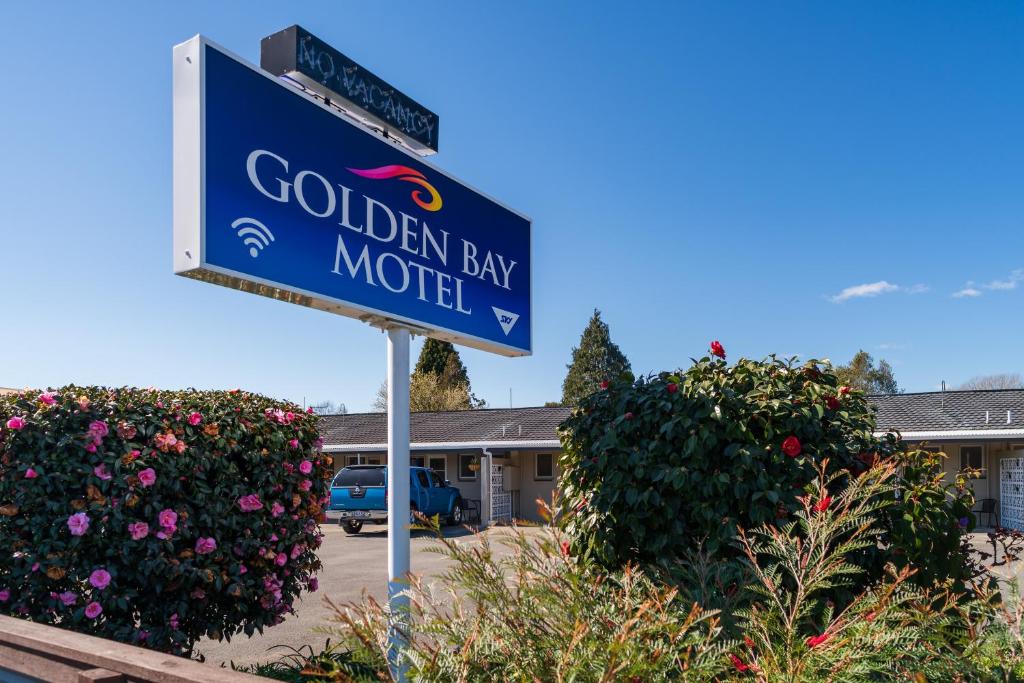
[342, 520, 362, 535]
[447, 499, 464, 526]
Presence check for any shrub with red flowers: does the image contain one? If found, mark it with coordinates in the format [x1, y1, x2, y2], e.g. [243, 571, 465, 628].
[0, 386, 329, 654]
[557, 351, 975, 594]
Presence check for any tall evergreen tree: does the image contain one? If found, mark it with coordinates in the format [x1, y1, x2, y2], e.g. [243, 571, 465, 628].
[835, 350, 900, 395]
[415, 339, 470, 387]
[561, 309, 631, 407]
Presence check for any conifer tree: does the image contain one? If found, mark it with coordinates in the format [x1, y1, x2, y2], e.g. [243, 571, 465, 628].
[561, 309, 631, 407]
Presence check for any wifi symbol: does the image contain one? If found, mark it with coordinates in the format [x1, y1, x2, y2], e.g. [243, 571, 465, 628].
[231, 217, 275, 258]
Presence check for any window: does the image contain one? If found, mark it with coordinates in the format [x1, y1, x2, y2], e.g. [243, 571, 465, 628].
[428, 456, 447, 480]
[333, 468, 385, 487]
[411, 456, 425, 468]
[458, 454, 478, 481]
[535, 453, 554, 480]
[960, 446, 986, 479]
[416, 470, 431, 489]
[345, 454, 381, 466]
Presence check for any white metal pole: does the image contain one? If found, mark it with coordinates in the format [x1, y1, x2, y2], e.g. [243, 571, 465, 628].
[386, 326, 411, 681]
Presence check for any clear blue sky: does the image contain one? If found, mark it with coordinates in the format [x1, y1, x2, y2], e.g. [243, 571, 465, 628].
[1, 2, 1022, 411]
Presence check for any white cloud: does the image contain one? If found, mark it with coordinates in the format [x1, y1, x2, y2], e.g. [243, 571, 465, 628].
[905, 284, 930, 294]
[829, 281, 899, 303]
[953, 286, 982, 298]
[985, 268, 1024, 291]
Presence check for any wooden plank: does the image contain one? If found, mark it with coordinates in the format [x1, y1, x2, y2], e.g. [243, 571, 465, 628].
[77, 669, 125, 683]
[0, 616, 263, 682]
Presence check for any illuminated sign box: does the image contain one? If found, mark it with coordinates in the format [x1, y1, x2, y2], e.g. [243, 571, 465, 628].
[260, 25, 440, 156]
[173, 36, 531, 357]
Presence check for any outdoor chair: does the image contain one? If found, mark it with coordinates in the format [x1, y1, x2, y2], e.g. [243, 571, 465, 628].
[975, 498, 1000, 528]
[461, 498, 481, 524]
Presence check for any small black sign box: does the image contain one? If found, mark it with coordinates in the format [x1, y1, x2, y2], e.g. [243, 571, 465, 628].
[260, 25, 439, 155]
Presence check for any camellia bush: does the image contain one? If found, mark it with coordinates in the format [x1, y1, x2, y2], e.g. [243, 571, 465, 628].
[557, 344, 975, 593]
[0, 386, 329, 653]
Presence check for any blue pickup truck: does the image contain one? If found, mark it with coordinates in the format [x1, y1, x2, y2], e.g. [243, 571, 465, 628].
[330, 465, 464, 534]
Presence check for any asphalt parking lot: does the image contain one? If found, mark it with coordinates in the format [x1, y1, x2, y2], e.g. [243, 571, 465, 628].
[196, 516, 542, 668]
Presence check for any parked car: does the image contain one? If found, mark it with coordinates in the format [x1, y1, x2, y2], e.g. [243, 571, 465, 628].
[330, 464, 464, 534]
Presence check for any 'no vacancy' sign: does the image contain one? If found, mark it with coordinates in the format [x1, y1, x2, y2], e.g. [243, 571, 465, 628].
[173, 36, 531, 356]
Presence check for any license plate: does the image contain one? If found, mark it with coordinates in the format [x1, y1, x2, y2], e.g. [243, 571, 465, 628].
[351, 511, 370, 518]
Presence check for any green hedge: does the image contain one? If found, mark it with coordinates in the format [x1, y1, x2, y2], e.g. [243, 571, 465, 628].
[0, 386, 329, 653]
[557, 352, 974, 591]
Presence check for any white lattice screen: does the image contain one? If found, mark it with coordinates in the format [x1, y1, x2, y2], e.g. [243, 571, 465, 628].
[1000, 457, 1024, 531]
[491, 464, 512, 521]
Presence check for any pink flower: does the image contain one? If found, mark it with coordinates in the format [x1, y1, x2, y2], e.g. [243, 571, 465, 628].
[285, 412, 295, 423]
[5, 416, 26, 430]
[275, 553, 287, 567]
[187, 411, 202, 426]
[270, 502, 285, 518]
[308, 577, 318, 592]
[85, 443, 97, 453]
[84, 601, 102, 619]
[76, 396, 90, 411]
[169, 613, 180, 630]
[24, 468, 37, 479]
[288, 439, 300, 449]
[239, 563, 248, 575]
[0, 589, 9, 602]
[138, 468, 156, 487]
[89, 569, 111, 590]
[290, 544, 304, 559]
[58, 591, 76, 606]
[299, 479, 312, 491]
[306, 407, 314, 414]
[67, 512, 89, 536]
[128, 522, 149, 540]
[38, 391, 57, 406]
[88, 420, 109, 438]
[238, 494, 263, 512]
[93, 464, 112, 481]
[190, 588, 205, 599]
[195, 537, 217, 555]
[299, 460, 313, 475]
[158, 509, 177, 528]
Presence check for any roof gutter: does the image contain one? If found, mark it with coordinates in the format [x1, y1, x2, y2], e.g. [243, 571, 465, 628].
[875, 428, 1024, 441]
[322, 439, 562, 453]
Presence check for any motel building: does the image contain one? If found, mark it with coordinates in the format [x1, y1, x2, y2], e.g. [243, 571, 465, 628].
[316, 389, 1024, 528]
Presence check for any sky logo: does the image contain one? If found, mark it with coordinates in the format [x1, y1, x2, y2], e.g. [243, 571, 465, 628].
[231, 217, 275, 258]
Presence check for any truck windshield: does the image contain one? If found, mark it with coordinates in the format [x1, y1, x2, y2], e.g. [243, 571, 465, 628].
[333, 468, 386, 487]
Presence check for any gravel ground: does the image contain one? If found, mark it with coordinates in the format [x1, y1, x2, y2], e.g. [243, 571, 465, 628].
[194, 518, 542, 668]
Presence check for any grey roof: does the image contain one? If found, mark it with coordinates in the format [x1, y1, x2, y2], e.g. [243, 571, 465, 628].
[319, 406, 572, 448]
[870, 389, 1024, 433]
[318, 390, 1024, 449]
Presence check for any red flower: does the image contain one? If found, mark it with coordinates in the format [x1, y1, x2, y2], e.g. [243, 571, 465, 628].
[864, 611, 877, 622]
[806, 633, 831, 648]
[600, 380, 609, 390]
[730, 654, 749, 672]
[710, 340, 726, 359]
[667, 382, 678, 394]
[743, 635, 755, 648]
[782, 436, 802, 458]
[624, 412, 634, 421]
[825, 396, 840, 410]
[814, 496, 832, 513]
[560, 540, 570, 557]
[838, 385, 851, 395]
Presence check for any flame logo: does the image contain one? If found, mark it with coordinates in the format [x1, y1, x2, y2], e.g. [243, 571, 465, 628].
[346, 165, 442, 212]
